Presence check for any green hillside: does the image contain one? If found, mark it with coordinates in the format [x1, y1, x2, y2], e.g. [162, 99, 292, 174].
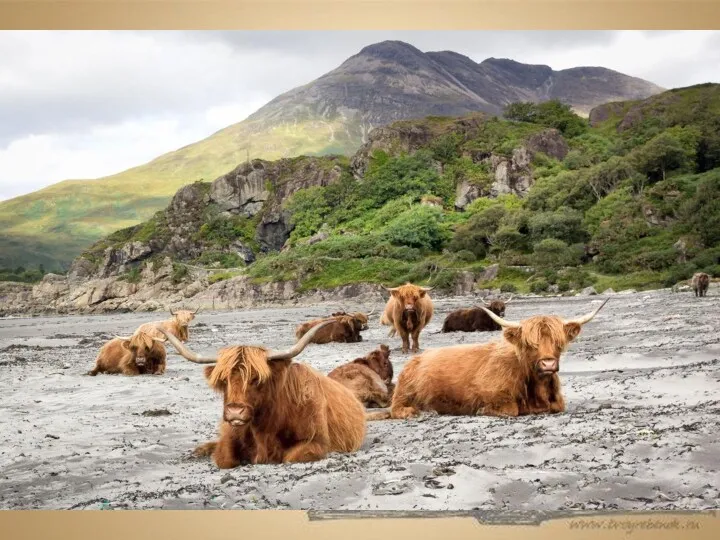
[67, 84, 720, 296]
[0, 117, 358, 271]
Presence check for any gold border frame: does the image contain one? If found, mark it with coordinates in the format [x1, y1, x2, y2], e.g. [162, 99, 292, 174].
[0, 2, 719, 538]
[0, 1, 719, 29]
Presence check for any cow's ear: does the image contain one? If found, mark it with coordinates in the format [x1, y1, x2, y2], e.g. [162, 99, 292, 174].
[352, 357, 369, 366]
[120, 340, 132, 351]
[203, 365, 216, 381]
[419, 290, 427, 297]
[563, 322, 582, 342]
[503, 327, 522, 345]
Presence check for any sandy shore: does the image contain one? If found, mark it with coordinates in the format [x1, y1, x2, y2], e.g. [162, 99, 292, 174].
[1, 289, 719, 512]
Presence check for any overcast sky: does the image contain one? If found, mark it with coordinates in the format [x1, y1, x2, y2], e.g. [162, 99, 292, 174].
[1, 30, 719, 201]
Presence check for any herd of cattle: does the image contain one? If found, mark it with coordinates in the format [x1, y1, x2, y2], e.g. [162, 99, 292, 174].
[84, 272, 713, 469]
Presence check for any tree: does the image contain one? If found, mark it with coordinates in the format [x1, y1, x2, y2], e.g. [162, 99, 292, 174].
[630, 133, 690, 186]
[684, 172, 720, 247]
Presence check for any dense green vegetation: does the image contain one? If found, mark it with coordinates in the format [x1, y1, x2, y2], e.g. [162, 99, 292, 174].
[0, 265, 48, 284]
[245, 86, 720, 293]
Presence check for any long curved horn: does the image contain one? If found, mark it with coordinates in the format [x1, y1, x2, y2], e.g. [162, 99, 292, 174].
[479, 296, 489, 306]
[505, 294, 515, 304]
[421, 286, 434, 292]
[152, 337, 167, 343]
[564, 299, 609, 326]
[479, 307, 521, 329]
[192, 307, 201, 314]
[169, 307, 177, 316]
[154, 325, 217, 364]
[384, 286, 399, 292]
[114, 335, 133, 341]
[366, 308, 376, 317]
[267, 319, 334, 361]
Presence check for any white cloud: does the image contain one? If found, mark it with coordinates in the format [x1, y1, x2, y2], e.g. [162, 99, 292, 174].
[0, 30, 718, 201]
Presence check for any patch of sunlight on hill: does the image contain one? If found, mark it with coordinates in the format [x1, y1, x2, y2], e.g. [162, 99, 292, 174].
[0, 117, 361, 269]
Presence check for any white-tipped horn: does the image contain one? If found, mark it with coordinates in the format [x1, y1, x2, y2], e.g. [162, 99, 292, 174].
[192, 307, 201, 315]
[366, 308, 376, 317]
[421, 286, 434, 292]
[479, 307, 521, 329]
[564, 299, 609, 326]
[479, 296, 489, 306]
[384, 286, 399, 292]
[505, 294, 515, 304]
[267, 319, 334, 361]
[114, 335, 133, 341]
[155, 325, 217, 364]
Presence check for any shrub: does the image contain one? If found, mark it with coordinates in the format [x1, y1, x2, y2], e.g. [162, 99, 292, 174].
[381, 205, 450, 251]
[454, 250, 477, 263]
[532, 238, 572, 268]
[530, 279, 550, 294]
[171, 263, 189, 285]
[500, 283, 518, 293]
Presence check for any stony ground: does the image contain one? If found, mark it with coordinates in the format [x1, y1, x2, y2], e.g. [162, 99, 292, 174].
[1, 288, 719, 513]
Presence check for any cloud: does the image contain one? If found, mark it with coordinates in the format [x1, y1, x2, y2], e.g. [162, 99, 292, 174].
[0, 30, 718, 201]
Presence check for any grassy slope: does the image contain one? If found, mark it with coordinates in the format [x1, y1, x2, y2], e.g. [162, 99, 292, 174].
[0, 116, 359, 271]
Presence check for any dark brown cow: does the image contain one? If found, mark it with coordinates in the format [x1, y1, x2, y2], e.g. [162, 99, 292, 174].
[294, 314, 364, 344]
[88, 331, 167, 376]
[692, 272, 710, 297]
[380, 283, 434, 354]
[441, 296, 514, 333]
[368, 300, 609, 421]
[156, 321, 366, 468]
[328, 345, 394, 408]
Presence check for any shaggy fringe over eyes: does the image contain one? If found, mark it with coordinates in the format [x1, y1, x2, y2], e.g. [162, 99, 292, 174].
[173, 310, 195, 325]
[210, 346, 272, 391]
[129, 331, 155, 351]
[518, 317, 568, 350]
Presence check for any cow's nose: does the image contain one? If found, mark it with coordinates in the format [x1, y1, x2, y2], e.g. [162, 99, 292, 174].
[404, 304, 415, 311]
[538, 358, 559, 372]
[224, 403, 251, 426]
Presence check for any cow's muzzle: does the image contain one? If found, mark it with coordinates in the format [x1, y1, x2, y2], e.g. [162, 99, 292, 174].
[404, 304, 416, 312]
[224, 403, 253, 427]
[537, 358, 559, 374]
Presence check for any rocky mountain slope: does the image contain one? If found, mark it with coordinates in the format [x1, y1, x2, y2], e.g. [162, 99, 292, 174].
[0, 40, 664, 271]
[3, 83, 718, 317]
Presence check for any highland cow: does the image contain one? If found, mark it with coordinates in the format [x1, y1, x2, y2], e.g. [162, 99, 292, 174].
[87, 331, 167, 376]
[156, 321, 366, 468]
[692, 272, 710, 297]
[294, 314, 364, 344]
[368, 300, 608, 420]
[330, 309, 375, 330]
[380, 283, 434, 353]
[328, 344, 394, 408]
[441, 296, 514, 333]
[136, 307, 199, 343]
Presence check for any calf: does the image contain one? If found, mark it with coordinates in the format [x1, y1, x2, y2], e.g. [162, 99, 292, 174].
[88, 331, 167, 376]
[328, 345, 394, 408]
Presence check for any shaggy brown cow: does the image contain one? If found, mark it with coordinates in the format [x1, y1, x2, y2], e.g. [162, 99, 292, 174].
[368, 300, 609, 420]
[380, 283, 434, 354]
[87, 331, 167, 376]
[330, 309, 375, 330]
[692, 272, 710, 297]
[294, 314, 364, 344]
[327, 344, 394, 408]
[156, 321, 366, 468]
[441, 296, 514, 333]
[135, 307, 199, 343]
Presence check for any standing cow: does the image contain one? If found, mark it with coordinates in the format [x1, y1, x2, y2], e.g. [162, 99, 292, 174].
[368, 300, 609, 420]
[380, 283, 434, 354]
[155, 321, 366, 468]
[88, 331, 167, 376]
[692, 272, 710, 297]
[328, 344, 394, 408]
[441, 296, 514, 333]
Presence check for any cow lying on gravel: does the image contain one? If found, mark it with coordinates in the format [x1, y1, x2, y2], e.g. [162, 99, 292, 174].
[294, 313, 365, 344]
[330, 309, 375, 330]
[328, 344, 394, 408]
[441, 296, 513, 333]
[155, 320, 366, 467]
[135, 308, 199, 343]
[88, 332, 167, 376]
[368, 300, 609, 420]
